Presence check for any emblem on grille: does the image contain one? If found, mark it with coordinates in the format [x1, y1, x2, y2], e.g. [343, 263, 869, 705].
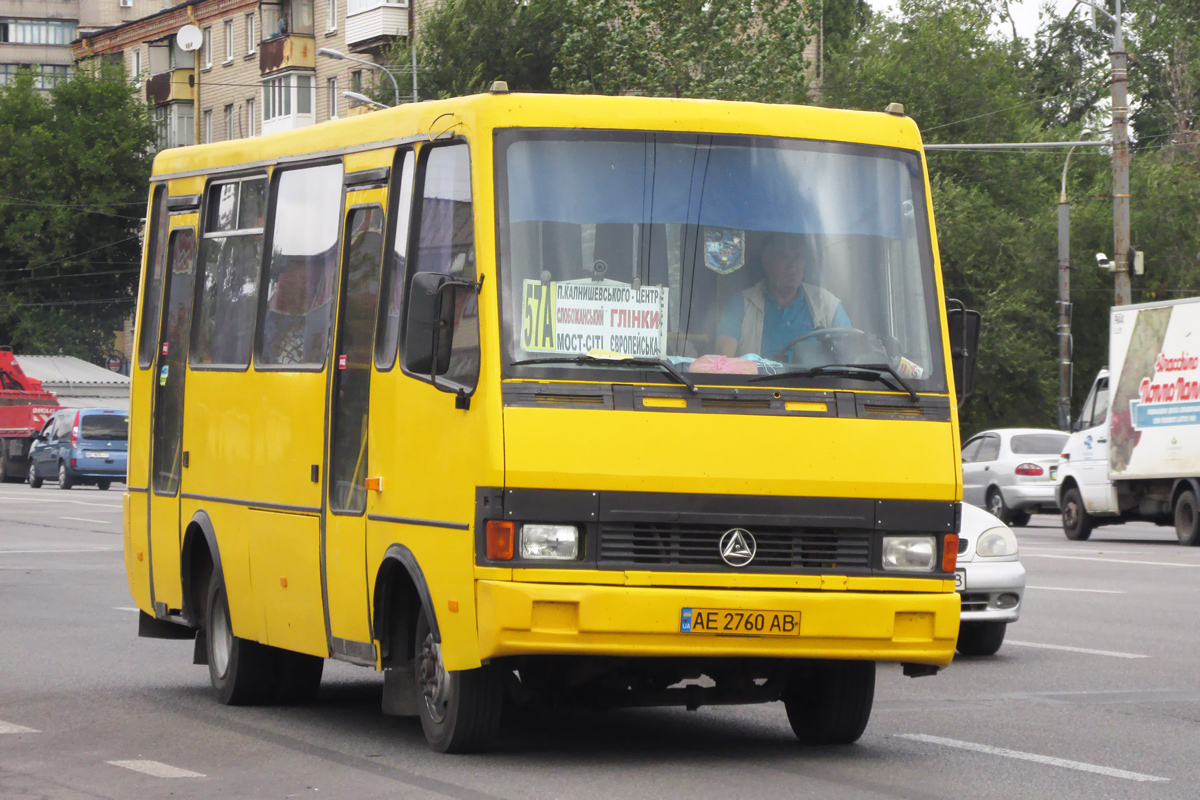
[719, 528, 756, 567]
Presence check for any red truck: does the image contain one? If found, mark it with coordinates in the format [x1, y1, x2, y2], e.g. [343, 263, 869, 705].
[0, 347, 62, 481]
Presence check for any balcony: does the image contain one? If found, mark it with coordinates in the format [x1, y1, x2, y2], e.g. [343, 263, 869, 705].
[345, 4, 407, 51]
[259, 34, 315, 76]
[145, 68, 194, 105]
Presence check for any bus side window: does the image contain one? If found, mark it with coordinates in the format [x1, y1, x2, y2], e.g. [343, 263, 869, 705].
[375, 148, 415, 370]
[405, 142, 479, 390]
[136, 184, 168, 369]
[257, 162, 346, 368]
[192, 176, 268, 367]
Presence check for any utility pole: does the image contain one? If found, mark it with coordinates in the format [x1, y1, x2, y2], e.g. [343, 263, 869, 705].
[1111, 0, 1131, 305]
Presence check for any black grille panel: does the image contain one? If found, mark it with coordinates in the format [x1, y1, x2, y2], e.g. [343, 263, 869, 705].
[960, 592, 989, 612]
[598, 523, 872, 571]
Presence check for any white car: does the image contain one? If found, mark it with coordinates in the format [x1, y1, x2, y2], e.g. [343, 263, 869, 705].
[955, 503, 1026, 656]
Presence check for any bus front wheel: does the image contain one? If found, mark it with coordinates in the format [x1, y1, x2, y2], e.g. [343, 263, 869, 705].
[205, 574, 276, 706]
[783, 660, 875, 745]
[414, 606, 503, 753]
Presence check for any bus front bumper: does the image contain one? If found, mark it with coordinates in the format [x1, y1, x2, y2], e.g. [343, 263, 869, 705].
[476, 581, 960, 666]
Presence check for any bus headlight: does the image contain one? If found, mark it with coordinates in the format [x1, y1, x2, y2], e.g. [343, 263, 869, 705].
[977, 526, 1019, 557]
[881, 535, 937, 571]
[520, 524, 580, 560]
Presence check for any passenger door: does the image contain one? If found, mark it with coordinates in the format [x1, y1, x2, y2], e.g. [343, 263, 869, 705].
[32, 415, 58, 478]
[971, 434, 1001, 503]
[323, 188, 388, 661]
[1077, 376, 1114, 512]
[147, 217, 198, 614]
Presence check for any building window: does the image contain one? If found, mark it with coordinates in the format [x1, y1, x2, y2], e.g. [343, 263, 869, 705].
[327, 77, 337, 118]
[326, 0, 336, 31]
[224, 19, 233, 62]
[247, 98, 256, 136]
[38, 65, 69, 90]
[246, 14, 256, 54]
[0, 19, 78, 45]
[152, 103, 194, 150]
[0, 64, 19, 85]
[203, 26, 212, 67]
[132, 48, 142, 80]
[262, 72, 317, 133]
[350, 69, 362, 92]
[224, 104, 234, 139]
[203, 109, 212, 143]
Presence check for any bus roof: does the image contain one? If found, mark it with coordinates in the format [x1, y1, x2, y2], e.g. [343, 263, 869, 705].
[150, 93, 926, 180]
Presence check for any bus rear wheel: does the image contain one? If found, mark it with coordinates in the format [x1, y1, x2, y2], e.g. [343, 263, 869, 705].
[414, 606, 503, 753]
[205, 574, 276, 706]
[783, 660, 875, 745]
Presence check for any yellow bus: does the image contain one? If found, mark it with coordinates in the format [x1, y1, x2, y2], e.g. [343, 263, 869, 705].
[126, 88, 975, 753]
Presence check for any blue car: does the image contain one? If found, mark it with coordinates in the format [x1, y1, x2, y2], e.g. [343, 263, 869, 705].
[28, 408, 128, 490]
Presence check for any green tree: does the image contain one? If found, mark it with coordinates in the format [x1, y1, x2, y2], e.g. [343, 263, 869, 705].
[403, 0, 572, 98]
[553, 0, 813, 102]
[0, 63, 155, 360]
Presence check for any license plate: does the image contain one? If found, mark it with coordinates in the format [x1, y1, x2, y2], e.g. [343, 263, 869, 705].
[955, 569, 966, 591]
[680, 608, 800, 636]
[84, 452, 109, 459]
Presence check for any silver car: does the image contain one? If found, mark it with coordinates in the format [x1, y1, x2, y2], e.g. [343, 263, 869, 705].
[961, 428, 1068, 526]
[956, 503, 1025, 656]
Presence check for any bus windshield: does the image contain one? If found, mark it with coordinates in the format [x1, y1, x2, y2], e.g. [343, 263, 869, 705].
[497, 130, 946, 393]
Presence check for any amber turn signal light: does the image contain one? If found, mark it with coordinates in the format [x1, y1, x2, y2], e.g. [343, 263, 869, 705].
[486, 520, 515, 560]
[942, 534, 958, 572]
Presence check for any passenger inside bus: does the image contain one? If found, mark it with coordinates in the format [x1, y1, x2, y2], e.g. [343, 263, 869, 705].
[714, 232, 851, 362]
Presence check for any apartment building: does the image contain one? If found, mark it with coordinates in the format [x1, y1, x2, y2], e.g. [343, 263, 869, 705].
[1, 0, 173, 92]
[73, 0, 412, 150]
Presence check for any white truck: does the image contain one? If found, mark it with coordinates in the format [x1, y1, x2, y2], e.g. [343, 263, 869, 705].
[1058, 297, 1200, 545]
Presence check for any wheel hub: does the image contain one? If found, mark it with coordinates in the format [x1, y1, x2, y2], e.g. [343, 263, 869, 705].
[210, 596, 232, 678]
[417, 633, 449, 723]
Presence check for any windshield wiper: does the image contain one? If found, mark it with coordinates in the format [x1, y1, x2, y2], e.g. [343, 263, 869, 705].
[748, 362, 918, 402]
[510, 354, 698, 395]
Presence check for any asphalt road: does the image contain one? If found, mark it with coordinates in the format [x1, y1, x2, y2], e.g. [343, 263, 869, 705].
[3, 481, 1199, 799]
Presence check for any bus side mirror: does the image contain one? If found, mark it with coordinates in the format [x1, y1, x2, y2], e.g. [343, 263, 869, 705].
[404, 272, 458, 378]
[946, 306, 981, 409]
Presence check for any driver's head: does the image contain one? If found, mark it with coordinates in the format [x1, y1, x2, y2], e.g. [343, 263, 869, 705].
[761, 233, 806, 296]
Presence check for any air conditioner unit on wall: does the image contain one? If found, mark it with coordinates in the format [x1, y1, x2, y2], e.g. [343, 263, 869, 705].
[119, 0, 133, 8]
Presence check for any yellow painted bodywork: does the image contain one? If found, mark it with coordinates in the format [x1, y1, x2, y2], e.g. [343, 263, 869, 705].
[126, 92, 963, 675]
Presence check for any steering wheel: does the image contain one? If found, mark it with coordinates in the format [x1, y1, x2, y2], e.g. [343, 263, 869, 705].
[771, 327, 881, 363]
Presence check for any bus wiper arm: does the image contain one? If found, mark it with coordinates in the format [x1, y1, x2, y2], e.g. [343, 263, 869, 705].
[510, 354, 698, 395]
[748, 362, 918, 401]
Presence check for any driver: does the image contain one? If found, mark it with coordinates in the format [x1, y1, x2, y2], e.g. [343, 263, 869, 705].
[715, 232, 850, 360]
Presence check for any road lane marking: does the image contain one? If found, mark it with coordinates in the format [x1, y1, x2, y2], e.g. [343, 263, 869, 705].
[899, 734, 1168, 782]
[114, 607, 140, 612]
[0, 721, 39, 734]
[106, 760, 205, 778]
[1025, 585, 1126, 594]
[60, 517, 116, 524]
[0, 548, 120, 554]
[1021, 553, 1200, 568]
[1006, 640, 1148, 659]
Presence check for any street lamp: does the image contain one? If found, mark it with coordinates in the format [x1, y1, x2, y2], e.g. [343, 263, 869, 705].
[1069, 0, 1130, 306]
[318, 47, 400, 107]
[343, 90, 390, 110]
[1055, 130, 1092, 430]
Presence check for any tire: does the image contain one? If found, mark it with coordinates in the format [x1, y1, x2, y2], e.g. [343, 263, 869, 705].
[272, 649, 324, 704]
[58, 462, 74, 490]
[414, 605, 503, 753]
[96, 479, 111, 491]
[1174, 490, 1200, 546]
[205, 574, 277, 706]
[783, 660, 875, 745]
[956, 621, 1007, 656]
[1008, 511, 1031, 527]
[0, 449, 9, 482]
[1061, 486, 1093, 541]
[27, 462, 42, 489]
[986, 488, 1011, 525]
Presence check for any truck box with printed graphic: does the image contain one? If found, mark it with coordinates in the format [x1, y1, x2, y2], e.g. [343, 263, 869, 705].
[1057, 297, 1200, 544]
